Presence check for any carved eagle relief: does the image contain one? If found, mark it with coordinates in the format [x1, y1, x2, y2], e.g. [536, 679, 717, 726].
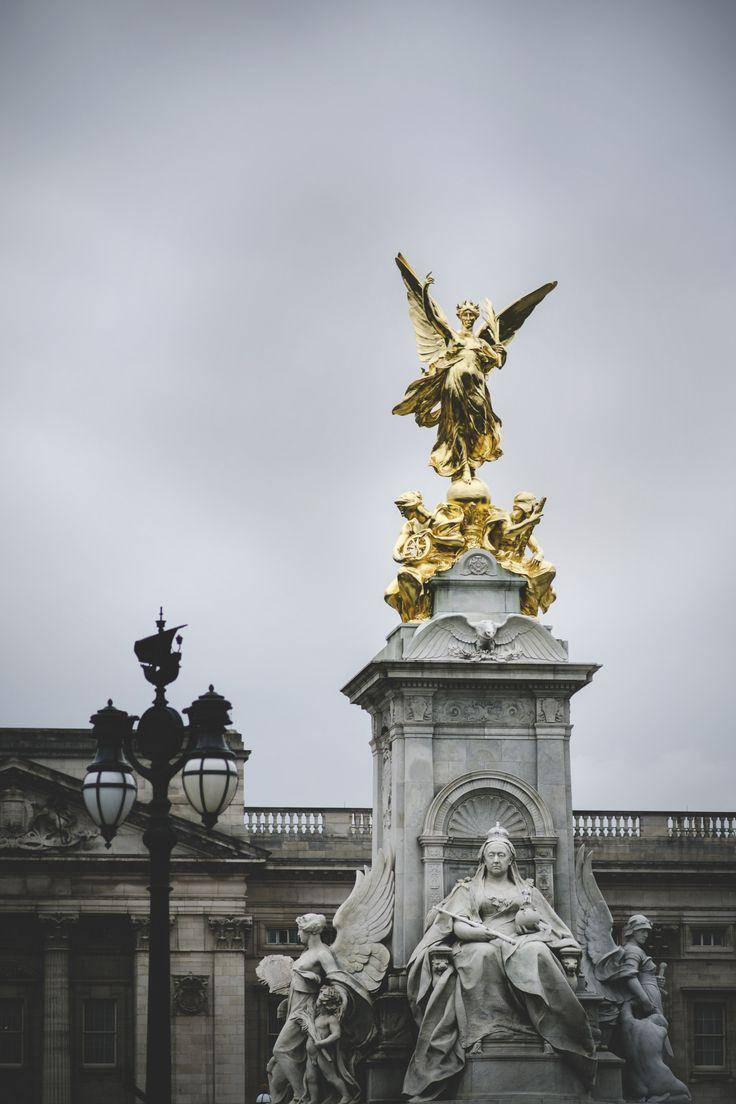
[405, 614, 567, 663]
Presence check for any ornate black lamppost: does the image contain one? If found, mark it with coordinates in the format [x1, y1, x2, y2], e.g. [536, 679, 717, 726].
[82, 611, 238, 1104]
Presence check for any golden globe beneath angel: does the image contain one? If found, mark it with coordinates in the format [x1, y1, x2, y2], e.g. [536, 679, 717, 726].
[387, 253, 557, 622]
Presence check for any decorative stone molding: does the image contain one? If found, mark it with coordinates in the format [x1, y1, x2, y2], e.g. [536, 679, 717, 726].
[381, 743, 392, 831]
[208, 915, 252, 950]
[419, 772, 558, 909]
[436, 698, 535, 724]
[172, 973, 209, 1016]
[422, 771, 555, 838]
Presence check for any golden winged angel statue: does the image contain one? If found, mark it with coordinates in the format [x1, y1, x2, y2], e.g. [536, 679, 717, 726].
[257, 848, 394, 1104]
[393, 253, 556, 491]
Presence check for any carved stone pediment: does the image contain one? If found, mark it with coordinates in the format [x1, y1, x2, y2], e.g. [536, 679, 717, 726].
[0, 785, 97, 852]
[0, 758, 266, 862]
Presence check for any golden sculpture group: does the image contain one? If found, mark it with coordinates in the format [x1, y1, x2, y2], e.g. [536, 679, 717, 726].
[386, 254, 557, 623]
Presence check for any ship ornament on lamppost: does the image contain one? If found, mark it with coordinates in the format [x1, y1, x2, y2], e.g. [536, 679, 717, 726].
[82, 610, 239, 1104]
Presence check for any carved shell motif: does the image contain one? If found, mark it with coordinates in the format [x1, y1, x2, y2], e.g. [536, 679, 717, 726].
[448, 794, 530, 839]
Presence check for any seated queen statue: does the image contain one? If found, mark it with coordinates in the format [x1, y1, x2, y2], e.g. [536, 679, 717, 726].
[403, 825, 596, 1102]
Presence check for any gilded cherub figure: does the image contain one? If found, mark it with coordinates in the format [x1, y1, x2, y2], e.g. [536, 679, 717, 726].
[393, 253, 556, 492]
[484, 492, 556, 616]
[384, 491, 465, 622]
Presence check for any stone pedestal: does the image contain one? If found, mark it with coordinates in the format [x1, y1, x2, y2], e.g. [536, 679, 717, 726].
[343, 548, 625, 1104]
[343, 548, 598, 965]
[448, 1037, 591, 1103]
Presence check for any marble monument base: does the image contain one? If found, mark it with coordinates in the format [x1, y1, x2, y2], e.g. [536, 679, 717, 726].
[446, 1036, 590, 1103]
[366, 1036, 624, 1104]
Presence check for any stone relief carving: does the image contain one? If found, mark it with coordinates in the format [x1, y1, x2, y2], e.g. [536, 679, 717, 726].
[172, 973, 209, 1016]
[462, 553, 495, 576]
[436, 698, 535, 724]
[404, 696, 433, 722]
[448, 793, 530, 839]
[537, 697, 564, 723]
[0, 788, 97, 851]
[406, 615, 567, 664]
[208, 916, 252, 950]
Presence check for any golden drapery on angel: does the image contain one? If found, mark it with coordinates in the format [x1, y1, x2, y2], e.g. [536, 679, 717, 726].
[393, 253, 556, 488]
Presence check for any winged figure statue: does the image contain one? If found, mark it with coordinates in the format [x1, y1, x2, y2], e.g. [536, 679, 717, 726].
[405, 613, 568, 663]
[575, 846, 691, 1103]
[393, 253, 556, 486]
[259, 848, 394, 1104]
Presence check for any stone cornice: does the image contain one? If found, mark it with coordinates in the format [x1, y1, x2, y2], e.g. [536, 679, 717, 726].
[342, 659, 599, 707]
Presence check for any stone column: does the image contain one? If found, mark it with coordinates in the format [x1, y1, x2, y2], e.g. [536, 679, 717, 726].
[208, 916, 252, 1104]
[130, 916, 150, 1094]
[39, 913, 78, 1104]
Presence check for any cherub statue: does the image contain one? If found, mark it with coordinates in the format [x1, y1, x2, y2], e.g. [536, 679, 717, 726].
[484, 492, 556, 616]
[575, 846, 691, 1103]
[298, 985, 355, 1104]
[257, 848, 395, 1104]
[393, 253, 556, 489]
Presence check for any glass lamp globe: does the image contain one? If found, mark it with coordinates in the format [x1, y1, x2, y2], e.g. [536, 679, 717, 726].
[182, 754, 238, 827]
[182, 685, 239, 828]
[83, 700, 137, 847]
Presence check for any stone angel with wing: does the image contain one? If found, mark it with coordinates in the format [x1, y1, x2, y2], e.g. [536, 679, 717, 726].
[575, 846, 691, 1103]
[258, 848, 394, 1104]
[392, 253, 556, 486]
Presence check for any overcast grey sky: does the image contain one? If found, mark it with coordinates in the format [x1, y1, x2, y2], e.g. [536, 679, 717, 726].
[1, 1, 735, 810]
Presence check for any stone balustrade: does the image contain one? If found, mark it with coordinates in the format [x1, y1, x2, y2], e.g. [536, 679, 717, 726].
[244, 807, 735, 841]
[573, 810, 736, 840]
[244, 807, 373, 837]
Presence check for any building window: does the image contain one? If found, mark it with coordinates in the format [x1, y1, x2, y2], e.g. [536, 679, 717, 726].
[691, 927, 726, 947]
[0, 998, 24, 1066]
[82, 998, 117, 1067]
[693, 1002, 726, 1068]
[265, 927, 300, 945]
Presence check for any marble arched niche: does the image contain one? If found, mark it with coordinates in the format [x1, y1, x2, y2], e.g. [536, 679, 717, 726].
[418, 771, 558, 911]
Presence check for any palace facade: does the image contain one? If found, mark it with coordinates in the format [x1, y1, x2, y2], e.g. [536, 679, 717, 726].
[0, 726, 734, 1104]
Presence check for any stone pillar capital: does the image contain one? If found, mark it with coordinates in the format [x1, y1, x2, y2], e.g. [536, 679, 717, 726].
[208, 915, 252, 951]
[130, 913, 175, 951]
[39, 912, 78, 948]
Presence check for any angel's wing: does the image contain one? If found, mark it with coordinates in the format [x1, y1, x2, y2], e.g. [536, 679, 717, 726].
[479, 298, 500, 344]
[255, 953, 294, 995]
[490, 615, 568, 662]
[482, 281, 557, 346]
[575, 845, 623, 1000]
[396, 253, 452, 365]
[331, 847, 394, 994]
